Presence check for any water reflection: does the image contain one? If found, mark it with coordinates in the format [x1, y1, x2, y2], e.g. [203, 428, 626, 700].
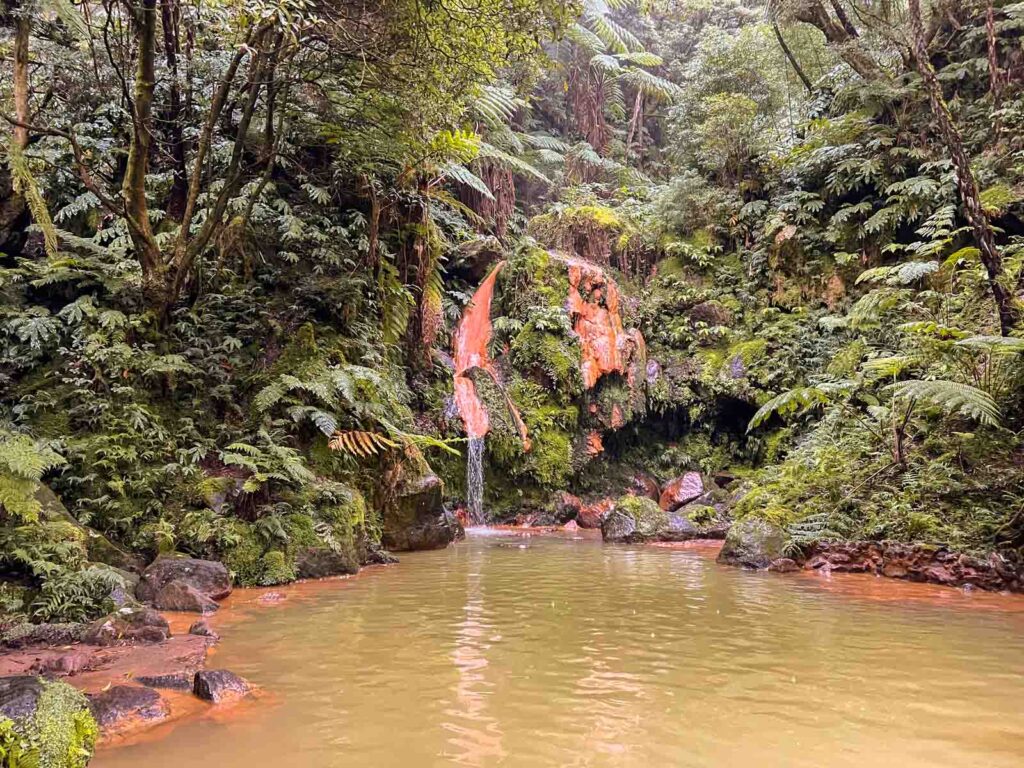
[445, 546, 506, 765]
[95, 533, 1024, 768]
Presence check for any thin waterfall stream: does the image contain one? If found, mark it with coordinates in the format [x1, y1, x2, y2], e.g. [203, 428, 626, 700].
[465, 436, 485, 524]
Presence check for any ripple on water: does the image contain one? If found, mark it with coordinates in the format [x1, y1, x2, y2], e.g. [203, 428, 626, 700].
[94, 532, 1024, 768]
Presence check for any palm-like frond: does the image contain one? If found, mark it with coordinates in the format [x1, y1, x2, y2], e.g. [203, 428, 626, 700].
[439, 162, 495, 201]
[747, 384, 844, 432]
[889, 379, 1001, 426]
[477, 142, 551, 184]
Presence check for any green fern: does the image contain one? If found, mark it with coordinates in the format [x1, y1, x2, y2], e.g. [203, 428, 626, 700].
[888, 379, 1001, 426]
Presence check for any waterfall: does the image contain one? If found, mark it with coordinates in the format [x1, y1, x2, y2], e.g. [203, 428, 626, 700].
[466, 437, 485, 524]
[453, 261, 530, 526]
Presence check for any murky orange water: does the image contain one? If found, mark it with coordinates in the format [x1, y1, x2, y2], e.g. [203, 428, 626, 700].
[95, 531, 1024, 767]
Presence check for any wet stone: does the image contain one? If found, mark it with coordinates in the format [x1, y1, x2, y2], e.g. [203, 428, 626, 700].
[193, 670, 251, 703]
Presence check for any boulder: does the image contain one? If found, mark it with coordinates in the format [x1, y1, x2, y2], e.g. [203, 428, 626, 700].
[601, 510, 636, 542]
[0, 676, 49, 720]
[151, 581, 219, 613]
[136, 556, 232, 603]
[2, 622, 86, 649]
[577, 498, 613, 529]
[30, 649, 97, 676]
[134, 673, 193, 691]
[87, 685, 168, 729]
[552, 492, 584, 524]
[0, 676, 97, 766]
[662, 503, 731, 541]
[188, 619, 220, 640]
[658, 472, 705, 512]
[717, 517, 786, 569]
[83, 606, 170, 646]
[193, 670, 251, 703]
[630, 472, 661, 501]
[382, 446, 463, 551]
[294, 547, 359, 580]
[768, 557, 800, 573]
[601, 496, 668, 543]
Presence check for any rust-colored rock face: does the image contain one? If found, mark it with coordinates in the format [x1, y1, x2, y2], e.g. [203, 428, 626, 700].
[577, 498, 614, 529]
[453, 261, 530, 449]
[658, 472, 705, 512]
[792, 541, 1024, 592]
[453, 261, 505, 440]
[566, 258, 627, 389]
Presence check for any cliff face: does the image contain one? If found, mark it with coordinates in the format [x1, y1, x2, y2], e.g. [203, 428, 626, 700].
[446, 247, 648, 521]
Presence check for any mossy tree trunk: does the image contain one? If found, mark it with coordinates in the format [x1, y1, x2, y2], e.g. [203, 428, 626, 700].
[908, 0, 1019, 336]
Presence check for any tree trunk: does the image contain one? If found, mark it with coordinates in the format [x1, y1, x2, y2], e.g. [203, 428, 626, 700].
[908, 0, 1019, 336]
[986, 1, 1002, 105]
[13, 14, 30, 151]
[625, 90, 643, 161]
[792, 1, 880, 80]
[124, 0, 166, 304]
[772, 22, 814, 94]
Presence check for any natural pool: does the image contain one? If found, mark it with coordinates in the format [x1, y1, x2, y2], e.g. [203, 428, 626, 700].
[95, 530, 1024, 768]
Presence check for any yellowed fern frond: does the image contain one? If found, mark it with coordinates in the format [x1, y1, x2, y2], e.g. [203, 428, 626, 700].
[328, 430, 400, 458]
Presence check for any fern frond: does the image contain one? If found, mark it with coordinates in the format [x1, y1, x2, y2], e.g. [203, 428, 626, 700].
[328, 430, 399, 458]
[748, 386, 835, 432]
[477, 142, 551, 184]
[440, 162, 495, 201]
[955, 336, 1024, 354]
[889, 379, 1001, 426]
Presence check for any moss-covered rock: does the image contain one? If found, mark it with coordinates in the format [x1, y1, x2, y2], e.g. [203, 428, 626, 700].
[294, 546, 359, 579]
[601, 495, 669, 542]
[220, 521, 265, 586]
[717, 517, 785, 569]
[382, 446, 462, 551]
[0, 677, 98, 768]
[257, 551, 296, 586]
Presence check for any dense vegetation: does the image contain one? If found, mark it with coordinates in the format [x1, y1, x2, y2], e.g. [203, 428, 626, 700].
[2, 0, 1024, 633]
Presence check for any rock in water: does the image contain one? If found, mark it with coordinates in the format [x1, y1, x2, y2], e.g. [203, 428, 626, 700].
[134, 673, 193, 691]
[577, 498, 613, 528]
[0, 676, 98, 766]
[136, 556, 232, 603]
[294, 546, 359, 579]
[193, 670, 251, 703]
[658, 472, 705, 512]
[717, 518, 786, 569]
[188, 619, 220, 640]
[382, 446, 463, 551]
[87, 685, 168, 729]
[601, 496, 668, 542]
[151, 580, 219, 613]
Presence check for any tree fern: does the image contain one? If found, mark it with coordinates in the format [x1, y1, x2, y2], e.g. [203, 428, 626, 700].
[440, 162, 495, 201]
[888, 379, 1001, 426]
[747, 384, 850, 432]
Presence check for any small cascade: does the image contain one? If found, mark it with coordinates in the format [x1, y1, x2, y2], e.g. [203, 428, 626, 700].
[453, 261, 530, 525]
[465, 436, 486, 523]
